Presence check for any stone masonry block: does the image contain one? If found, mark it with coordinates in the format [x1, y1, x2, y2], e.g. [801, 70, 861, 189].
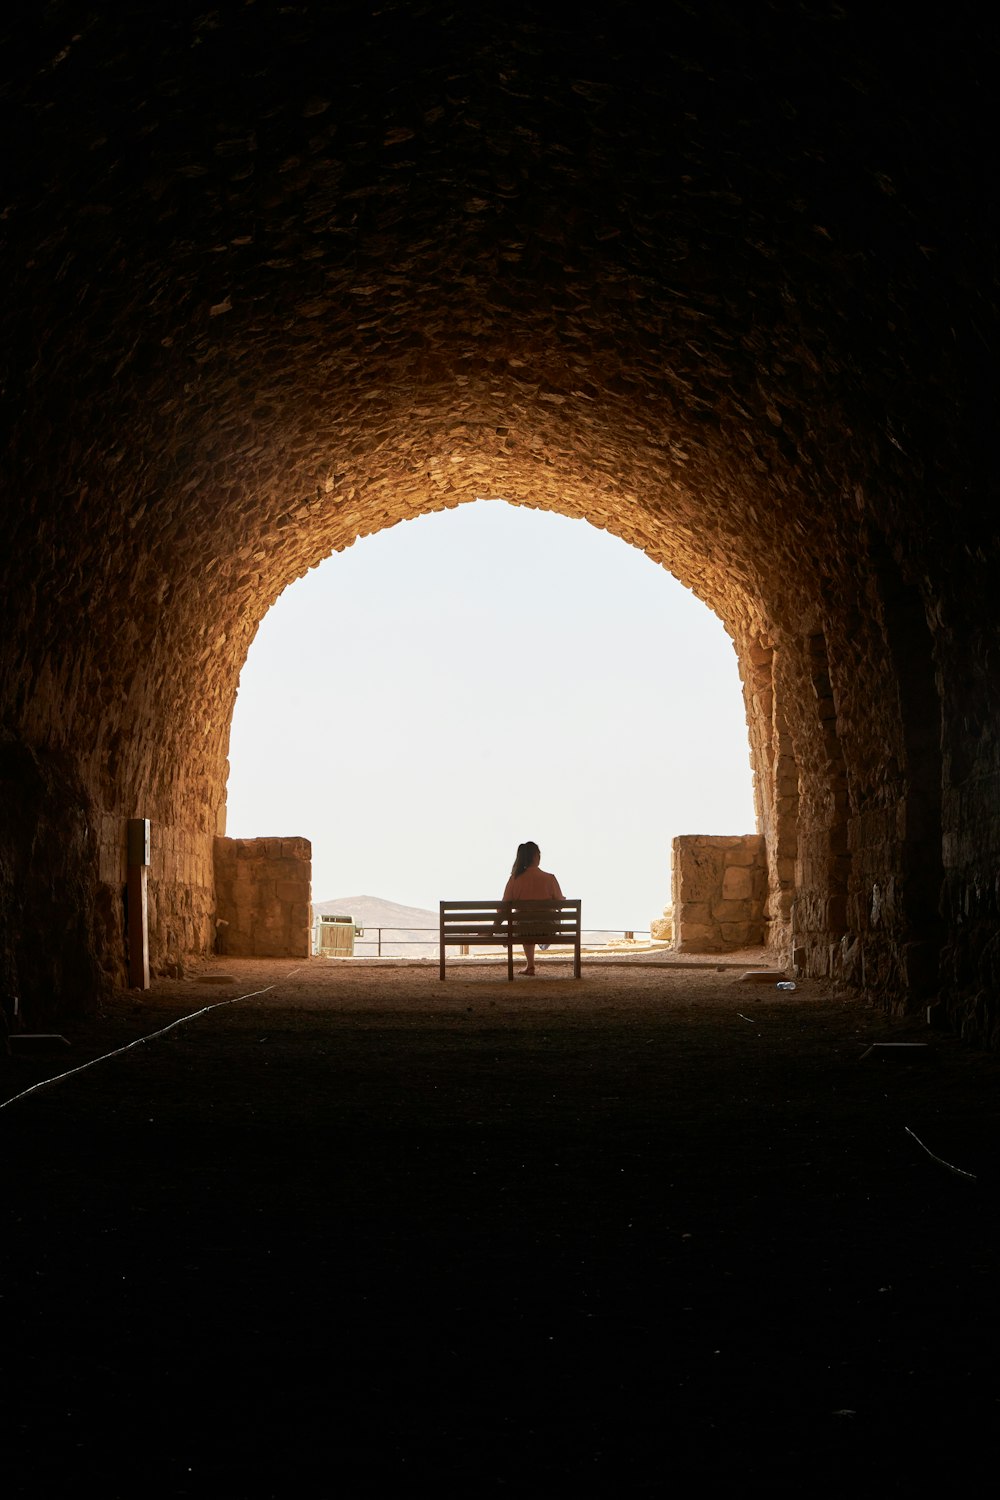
[677, 855, 726, 903]
[722, 866, 754, 900]
[276, 880, 307, 904]
[711, 899, 752, 922]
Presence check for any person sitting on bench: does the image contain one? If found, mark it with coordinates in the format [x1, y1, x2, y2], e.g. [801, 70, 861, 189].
[502, 841, 564, 976]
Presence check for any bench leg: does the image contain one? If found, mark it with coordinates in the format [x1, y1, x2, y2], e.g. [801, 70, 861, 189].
[507, 940, 514, 981]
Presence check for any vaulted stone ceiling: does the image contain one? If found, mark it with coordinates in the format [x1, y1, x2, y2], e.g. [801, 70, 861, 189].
[1, 3, 995, 1041]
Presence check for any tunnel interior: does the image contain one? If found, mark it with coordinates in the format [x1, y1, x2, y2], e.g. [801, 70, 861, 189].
[1, 3, 996, 1041]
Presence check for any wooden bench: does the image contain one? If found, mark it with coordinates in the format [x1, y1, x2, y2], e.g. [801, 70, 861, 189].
[439, 900, 582, 980]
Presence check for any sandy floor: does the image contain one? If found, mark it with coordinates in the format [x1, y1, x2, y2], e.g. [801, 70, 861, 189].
[3, 956, 999, 1493]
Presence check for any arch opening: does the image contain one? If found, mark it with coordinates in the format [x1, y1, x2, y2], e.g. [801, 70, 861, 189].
[222, 499, 758, 943]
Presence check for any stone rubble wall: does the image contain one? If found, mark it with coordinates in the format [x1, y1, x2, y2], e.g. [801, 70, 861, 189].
[213, 837, 311, 959]
[672, 835, 768, 953]
[0, 733, 107, 1029]
[649, 906, 673, 944]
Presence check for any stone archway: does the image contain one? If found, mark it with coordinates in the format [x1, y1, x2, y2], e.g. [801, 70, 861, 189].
[1, 4, 995, 1042]
[220, 498, 760, 954]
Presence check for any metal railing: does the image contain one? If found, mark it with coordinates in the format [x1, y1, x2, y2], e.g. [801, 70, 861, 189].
[331, 927, 652, 957]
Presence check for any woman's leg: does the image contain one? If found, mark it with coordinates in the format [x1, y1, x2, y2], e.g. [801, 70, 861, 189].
[521, 941, 536, 975]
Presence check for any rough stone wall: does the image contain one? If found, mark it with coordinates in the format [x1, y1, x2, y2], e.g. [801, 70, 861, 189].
[96, 815, 217, 982]
[213, 837, 311, 959]
[0, 4, 996, 1039]
[672, 836, 768, 954]
[740, 637, 798, 956]
[0, 732, 107, 1028]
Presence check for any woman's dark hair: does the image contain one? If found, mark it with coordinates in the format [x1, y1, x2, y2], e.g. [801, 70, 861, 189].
[511, 841, 540, 879]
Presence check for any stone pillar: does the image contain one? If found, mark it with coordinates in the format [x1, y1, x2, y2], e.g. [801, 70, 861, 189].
[672, 834, 768, 952]
[213, 836, 312, 958]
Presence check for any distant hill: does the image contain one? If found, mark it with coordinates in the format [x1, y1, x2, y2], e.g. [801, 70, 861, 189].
[313, 895, 438, 957]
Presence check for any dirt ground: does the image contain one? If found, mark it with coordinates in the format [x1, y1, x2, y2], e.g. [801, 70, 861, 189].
[3, 954, 999, 1495]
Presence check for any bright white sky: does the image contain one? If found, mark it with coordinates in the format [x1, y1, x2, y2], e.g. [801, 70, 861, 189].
[224, 499, 756, 930]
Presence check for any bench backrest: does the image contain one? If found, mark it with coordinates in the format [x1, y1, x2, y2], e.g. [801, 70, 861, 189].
[439, 900, 582, 980]
[439, 899, 581, 940]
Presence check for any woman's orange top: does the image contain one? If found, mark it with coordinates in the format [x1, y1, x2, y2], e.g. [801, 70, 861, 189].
[502, 866, 564, 901]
